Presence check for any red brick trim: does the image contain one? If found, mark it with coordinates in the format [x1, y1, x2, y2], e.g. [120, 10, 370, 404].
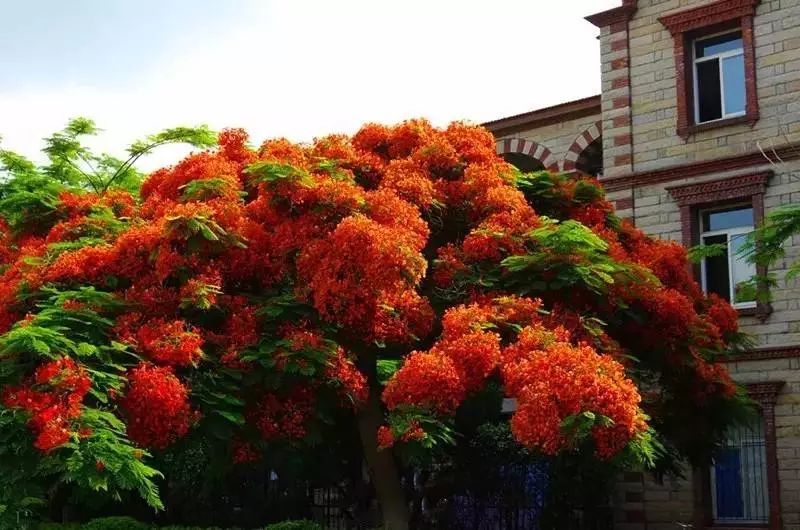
[727, 346, 800, 361]
[611, 39, 627, 52]
[612, 115, 630, 128]
[659, 0, 761, 139]
[496, 138, 559, 171]
[615, 197, 634, 211]
[614, 134, 632, 147]
[659, 0, 759, 35]
[611, 57, 629, 70]
[665, 171, 771, 207]
[482, 95, 601, 136]
[585, 0, 637, 28]
[614, 154, 632, 166]
[562, 121, 603, 172]
[601, 141, 800, 192]
[612, 96, 630, 109]
[746, 381, 785, 404]
[745, 381, 784, 530]
[611, 76, 630, 89]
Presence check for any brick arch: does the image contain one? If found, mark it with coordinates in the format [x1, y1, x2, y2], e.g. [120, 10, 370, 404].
[496, 138, 558, 171]
[562, 121, 603, 172]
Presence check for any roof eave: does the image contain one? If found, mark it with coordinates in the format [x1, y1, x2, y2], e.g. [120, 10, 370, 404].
[482, 95, 601, 136]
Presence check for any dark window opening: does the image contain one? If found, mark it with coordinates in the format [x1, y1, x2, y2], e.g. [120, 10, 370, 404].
[502, 152, 545, 173]
[575, 137, 603, 177]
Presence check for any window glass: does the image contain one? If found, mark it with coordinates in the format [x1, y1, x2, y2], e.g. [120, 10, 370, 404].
[730, 234, 756, 304]
[697, 60, 723, 122]
[723, 54, 746, 115]
[703, 233, 731, 301]
[702, 207, 753, 232]
[696, 32, 743, 58]
[712, 415, 768, 523]
[700, 206, 755, 306]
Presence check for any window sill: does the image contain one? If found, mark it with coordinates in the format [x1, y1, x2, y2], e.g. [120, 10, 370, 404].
[678, 113, 759, 139]
[737, 302, 772, 321]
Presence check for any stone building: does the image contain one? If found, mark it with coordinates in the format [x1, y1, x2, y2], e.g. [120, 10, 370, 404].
[484, 0, 800, 528]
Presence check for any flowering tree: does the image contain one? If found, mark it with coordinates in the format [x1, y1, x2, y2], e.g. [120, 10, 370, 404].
[0, 119, 746, 529]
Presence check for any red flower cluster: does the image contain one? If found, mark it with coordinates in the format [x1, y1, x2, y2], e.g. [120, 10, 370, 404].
[248, 387, 315, 441]
[136, 318, 204, 366]
[382, 352, 465, 415]
[325, 348, 369, 407]
[120, 364, 194, 449]
[705, 293, 739, 338]
[377, 425, 395, 449]
[231, 438, 261, 464]
[1, 357, 91, 452]
[504, 330, 645, 458]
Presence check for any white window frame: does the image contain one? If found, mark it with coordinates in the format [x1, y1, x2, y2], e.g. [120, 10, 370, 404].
[699, 205, 757, 310]
[693, 30, 746, 124]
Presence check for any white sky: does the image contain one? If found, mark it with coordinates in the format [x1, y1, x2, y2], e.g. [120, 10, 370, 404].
[0, 0, 619, 171]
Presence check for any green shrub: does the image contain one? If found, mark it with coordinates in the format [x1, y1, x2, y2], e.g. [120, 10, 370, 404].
[82, 516, 150, 530]
[263, 521, 322, 530]
[158, 527, 239, 530]
[37, 524, 81, 530]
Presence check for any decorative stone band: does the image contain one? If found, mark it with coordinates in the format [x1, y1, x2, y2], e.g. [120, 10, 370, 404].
[665, 170, 771, 207]
[729, 346, 800, 362]
[601, 141, 800, 192]
[658, 0, 759, 35]
[746, 381, 785, 405]
[562, 121, 603, 172]
[495, 138, 559, 171]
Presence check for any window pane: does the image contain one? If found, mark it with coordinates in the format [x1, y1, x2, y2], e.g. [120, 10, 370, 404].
[703, 234, 730, 301]
[723, 54, 746, 115]
[696, 32, 743, 58]
[730, 233, 757, 303]
[715, 448, 744, 518]
[697, 59, 723, 122]
[702, 207, 753, 231]
[713, 416, 769, 523]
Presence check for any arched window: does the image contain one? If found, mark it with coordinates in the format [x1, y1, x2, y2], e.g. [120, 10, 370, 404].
[501, 152, 545, 172]
[575, 137, 603, 177]
[495, 139, 558, 172]
[563, 122, 603, 177]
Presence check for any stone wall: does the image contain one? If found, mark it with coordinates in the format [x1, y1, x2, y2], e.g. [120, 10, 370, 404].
[612, 0, 800, 174]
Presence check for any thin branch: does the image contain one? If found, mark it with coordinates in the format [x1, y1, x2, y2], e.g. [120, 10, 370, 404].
[100, 140, 170, 193]
[76, 152, 101, 182]
[63, 157, 101, 193]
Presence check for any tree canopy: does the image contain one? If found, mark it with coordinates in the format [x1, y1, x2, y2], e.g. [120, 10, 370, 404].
[0, 118, 749, 528]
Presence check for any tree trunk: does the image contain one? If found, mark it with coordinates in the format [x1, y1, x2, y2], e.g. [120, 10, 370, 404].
[357, 386, 410, 530]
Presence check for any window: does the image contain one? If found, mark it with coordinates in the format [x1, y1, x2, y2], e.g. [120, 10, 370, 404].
[699, 205, 756, 309]
[693, 32, 746, 124]
[659, 0, 759, 138]
[711, 414, 769, 524]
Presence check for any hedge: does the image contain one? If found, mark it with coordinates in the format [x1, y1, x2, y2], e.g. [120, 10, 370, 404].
[38, 518, 322, 530]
